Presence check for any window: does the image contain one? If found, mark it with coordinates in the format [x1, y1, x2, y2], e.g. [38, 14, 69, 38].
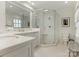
[13, 18, 21, 28]
[76, 21, 79, 37]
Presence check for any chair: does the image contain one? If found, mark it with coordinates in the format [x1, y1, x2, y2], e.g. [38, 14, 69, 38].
[68, 40, 79, 57]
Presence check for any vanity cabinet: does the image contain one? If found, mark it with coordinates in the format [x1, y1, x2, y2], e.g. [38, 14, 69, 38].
[3, 45, 31, 57]
[16, 32, 40, 48]
[0, 36, 35, 57]
[2, 41, 34, 57]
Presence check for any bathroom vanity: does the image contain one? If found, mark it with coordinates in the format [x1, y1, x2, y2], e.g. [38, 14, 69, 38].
[0, 35, 35, 57]
[6, 28, 40, 48]
[0, 2, 40, 57]
[15, 28, 40, 48]
[0, 28, 40, 57]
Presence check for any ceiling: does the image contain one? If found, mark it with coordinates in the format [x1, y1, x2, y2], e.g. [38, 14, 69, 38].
[6, 2, 30, 16]
[6, 1, 76, 15]
[31, 1, 76, 10]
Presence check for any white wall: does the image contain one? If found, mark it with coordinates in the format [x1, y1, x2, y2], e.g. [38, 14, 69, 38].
[75, 2, 79, 38]
[32, 11, 44, 31]
[56, 7, 75, 42]
[0, 2, 6, 32]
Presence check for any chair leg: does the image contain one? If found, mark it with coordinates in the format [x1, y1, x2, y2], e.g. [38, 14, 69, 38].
[76, 52, 79, 57]
[73, 52, 77, 57]
[69, 51, 70, 57]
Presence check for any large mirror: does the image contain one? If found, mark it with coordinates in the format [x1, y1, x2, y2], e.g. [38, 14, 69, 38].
[5, 2, 30, 29]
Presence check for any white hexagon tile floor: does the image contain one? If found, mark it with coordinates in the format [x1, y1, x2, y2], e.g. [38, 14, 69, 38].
[34, 41, 69, 57]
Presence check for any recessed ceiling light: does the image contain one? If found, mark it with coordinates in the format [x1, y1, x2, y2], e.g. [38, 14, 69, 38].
[31, 2, 35, 5]
[9, 5, 13, 8]
[27, 0, 31, 3]
[65, 1, 68, 4]
[44, 10, 48, 12]
[27, 1, 35, 5]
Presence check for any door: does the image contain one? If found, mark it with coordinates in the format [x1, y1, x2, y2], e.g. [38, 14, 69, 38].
[44, 12, 54, 44]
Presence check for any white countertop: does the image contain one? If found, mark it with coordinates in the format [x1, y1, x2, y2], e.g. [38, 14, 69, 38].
[0, 35, 35, 56]
[0, 28, 40, 37]
[0, 28, 39, 56]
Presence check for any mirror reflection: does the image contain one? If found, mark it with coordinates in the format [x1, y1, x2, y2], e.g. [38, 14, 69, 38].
[6, 2, 30, 29]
